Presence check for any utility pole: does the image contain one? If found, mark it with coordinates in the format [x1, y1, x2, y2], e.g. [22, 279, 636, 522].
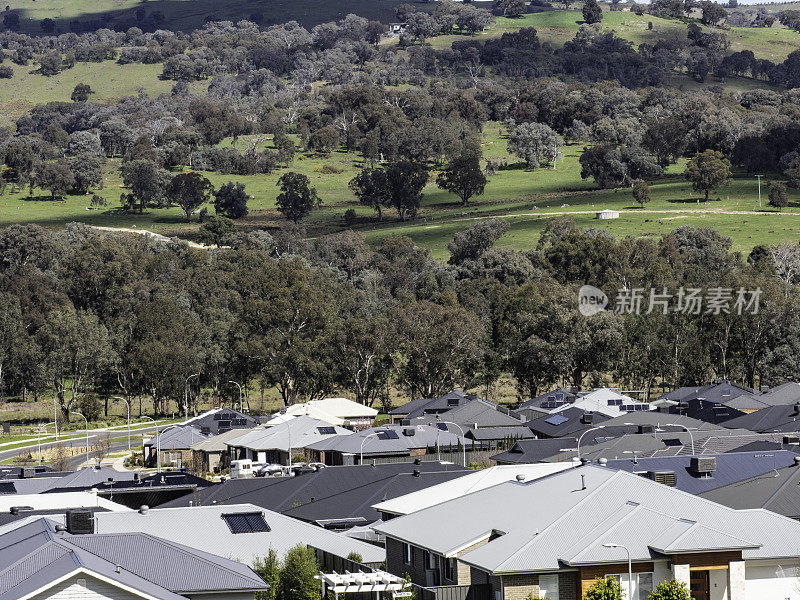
[756, 174, 764, 208]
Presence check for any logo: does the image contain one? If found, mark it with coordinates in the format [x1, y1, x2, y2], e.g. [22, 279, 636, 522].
[578, 285, 608, 316]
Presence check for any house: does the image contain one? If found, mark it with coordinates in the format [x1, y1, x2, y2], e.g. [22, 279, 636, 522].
[605, 450, 800, 495]
[664, 380, 767, 423]
[143, 426, 208, 469]
[721, 401, 800, 433]
[0, 491, 129, 513]
[0, 465, 137, 495]
[373, 463, 800, 600]
[492, 438, 583, 465]
[700, 459, 800, 519]
[159, 462, 469, 529]
[183, 407, 259, 436]
[404, 398, 527, 430]
[305, 424, 465, 466]
[389, 390, 484, 423]
[0, 517, 268, 600]
[268, 398, 377, 429]
[517, 388, 578, 421]
[371, 463, 575, 518]
[388, 22, 406, 35]
[190, 427, 260, 473]
[757, 381, 800, 406]
[91, 503, 386, 568]
[463, 426, 535, 450]
[526, 408, 611, 439]
[226, 415, 351, 464]
[596, 208, 619, 219]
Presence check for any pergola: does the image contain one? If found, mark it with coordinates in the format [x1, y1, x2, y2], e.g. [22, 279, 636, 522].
[317, 571, 411, 600]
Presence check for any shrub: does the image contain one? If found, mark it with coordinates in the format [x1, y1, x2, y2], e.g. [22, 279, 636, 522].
[0, 65, 12, 79]
[649, 579, 691, 600]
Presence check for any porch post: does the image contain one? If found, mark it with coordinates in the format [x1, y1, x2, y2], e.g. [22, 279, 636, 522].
[672, 564, 690, 591]
[728, 561, 746, 600]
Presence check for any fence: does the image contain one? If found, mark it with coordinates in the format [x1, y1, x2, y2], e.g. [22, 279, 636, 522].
[416, 584, 492, 600]
[364, 450, 495, 467]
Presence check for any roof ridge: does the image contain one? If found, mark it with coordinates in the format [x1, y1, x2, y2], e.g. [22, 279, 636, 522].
[559, 503, 644, 564]
[759, 465, 800, 508]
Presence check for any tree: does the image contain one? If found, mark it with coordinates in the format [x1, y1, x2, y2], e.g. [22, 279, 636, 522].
[70, 155, 103, 194]
[701, 1, 728, 25]
[349, 168, 389, 221]
[199, 216, 236, 247]
[120, 159, 168, 213]
[252, 550, 281, 600]
[276, 172, 320, 223]
[508, 123, 562, 169]
[40, 18, 55, 33]
[36, 160, 75, 200]
[683, 150, 732, 203]
[3, 12, 20, 29]
[494, 0, 526, 17]
[213, 181, 249, 219]
[769, 182, 789, 212]
[436, 146, 488, 207]
[279, 545, 321, 600]
[167, 172, 213, 222]
[584, 577, 622, 600]
[384, 161, 428, 221]
[71, 83, 94, 103]
[38, 51, 63, 77]
[448, 219, 510, 264]
[649, 580, 691, 600]
[631, 178, 651, 207]
[583, 0, 603, 23]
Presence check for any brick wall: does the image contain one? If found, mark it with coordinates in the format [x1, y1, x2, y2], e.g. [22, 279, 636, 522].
[454, 539, 490, 585]
[502, 574, 540, 600]
[558, 572, 579, 600]
[386, 537, 429, 587]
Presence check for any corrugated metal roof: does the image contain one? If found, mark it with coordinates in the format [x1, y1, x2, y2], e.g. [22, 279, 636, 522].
[226, 415, 350, 452]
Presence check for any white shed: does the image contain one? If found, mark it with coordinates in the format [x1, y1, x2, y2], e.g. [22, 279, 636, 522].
[596, 209, 620, 219]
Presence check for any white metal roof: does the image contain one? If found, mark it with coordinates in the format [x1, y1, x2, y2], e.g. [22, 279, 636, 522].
[269, 398, 378, 426]
[371, 464, 575, 516]
[0, 491, 130, 512]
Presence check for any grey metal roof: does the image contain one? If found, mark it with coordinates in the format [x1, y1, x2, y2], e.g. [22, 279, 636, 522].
[722, 404, 800, 433]
[518, 388, 578, 411]
[159, 462, 469, 525]
[306, 424, 465, 455]
[405, 399, 525, 429]
[699, 462, 800, 518]
[491, 438, 580, 464]
[373, 464, 800, 574]
[144, 425, 208, 450]
[0, 517, 267, 600]
[184, 408, 259, 436]
[226, 415, 351, 452]
[464, 427, 534, 441]
[7, 466, 137, 495]
[93, 504, 385, 566]
[605, 450, 800, 495]
[526, 408, 612, 438]
[190, 427, 259, 453]
[390, 391, 484, 418]
[757, 382, 800, 406]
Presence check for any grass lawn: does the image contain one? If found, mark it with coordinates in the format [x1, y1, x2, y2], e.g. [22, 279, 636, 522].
[3, 124, 798, 258]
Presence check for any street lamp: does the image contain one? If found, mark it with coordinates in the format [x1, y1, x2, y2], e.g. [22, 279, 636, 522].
[359, 432, 380, 465]
[111, 396, 131, 452]
[577, 425, 607, 461]
[185, 373, 200, 419]
[139, 416, 160, 472]
[603, 543, 632, 600]
[37, 422, 56, 465]
[432, 418, 466, 467]
[228, 380, 243, 411]
[70, 411, 89, 466]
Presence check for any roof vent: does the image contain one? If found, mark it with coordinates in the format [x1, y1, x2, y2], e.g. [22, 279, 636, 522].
[65, 509, 95, 534]
[638, 425, 655, 434]
[690, 456, 716, 476]
[414, 458, 421, 465]
[413, 470, 420, 477]
[795, 457, 800, 466]
[400, 419, 411, 426]
[139, 505, 149, 515]
[581, 413, 594, 424]
[598, 458, 607, 466]
[9, 506, 33, 515]
[54, 524, 67, 533]
[516, 474, 526, 482]
[403, 428, 416, 437]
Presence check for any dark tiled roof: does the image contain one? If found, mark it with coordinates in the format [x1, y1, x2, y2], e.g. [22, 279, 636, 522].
[525, 408, 611, 438]
[518, 388, 578, 411]
[491, 438, 580, 464]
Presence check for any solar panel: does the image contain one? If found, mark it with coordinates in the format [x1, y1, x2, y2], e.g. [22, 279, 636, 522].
[317, 426, 336, 435]
[447, 398, 460, 406]
[222, 512, 270, 534]
[544, 414, 569, 426]
[378, 430, 399, 440]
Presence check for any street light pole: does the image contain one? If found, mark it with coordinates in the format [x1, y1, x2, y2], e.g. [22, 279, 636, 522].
[577, 425, 607, 461]
[111, 396, 131, 452]
[185, 373, 200, 420]
[359, 432, 379, 466]
[139, 416, 159, 472]
[433, 418, 466, 467]
[70, 411, 89, 466]
[756, 174, 764, 208]
[603, 543, 632, 600]
[37, 422, 55, 465]
[228, 380, 243, 411]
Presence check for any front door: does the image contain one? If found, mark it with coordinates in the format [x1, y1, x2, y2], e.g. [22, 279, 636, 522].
[689, 570, 710, 600]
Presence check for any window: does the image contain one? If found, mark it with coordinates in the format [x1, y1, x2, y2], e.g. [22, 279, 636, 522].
[443, 558, 455, 581]
[538, 574, 558, 600]
[423, 550, 437, 570]
[402, 542, 412, 565]
[222, 512, 270, 534]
